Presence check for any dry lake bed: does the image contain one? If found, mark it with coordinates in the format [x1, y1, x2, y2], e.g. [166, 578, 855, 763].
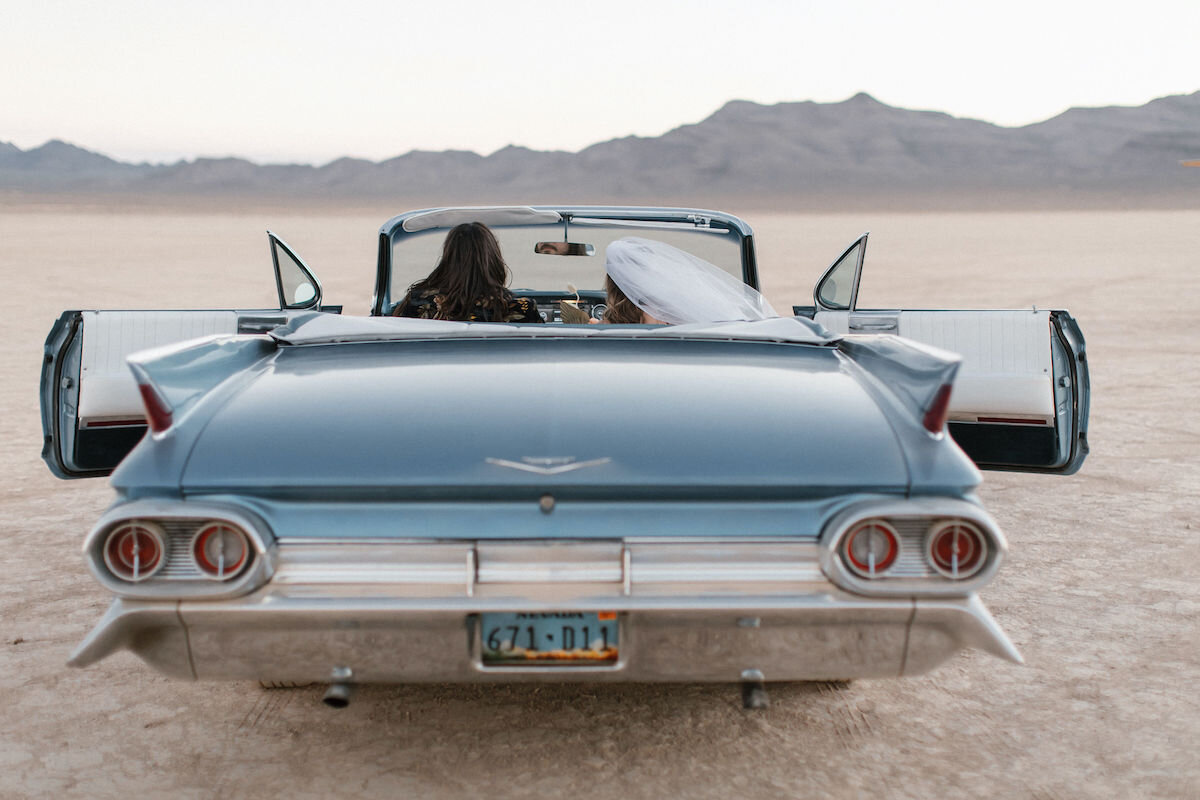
[1, 204, 1197, 798]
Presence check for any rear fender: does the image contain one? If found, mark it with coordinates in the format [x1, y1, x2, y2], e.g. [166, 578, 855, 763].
[127, 334, 276, 438]
[837, 334, 961, 433]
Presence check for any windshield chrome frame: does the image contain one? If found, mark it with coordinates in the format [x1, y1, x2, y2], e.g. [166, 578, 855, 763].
[371, 206, 758, 316]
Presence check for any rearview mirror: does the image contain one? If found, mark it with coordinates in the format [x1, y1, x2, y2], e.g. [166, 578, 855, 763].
[534, 241, 595, 256]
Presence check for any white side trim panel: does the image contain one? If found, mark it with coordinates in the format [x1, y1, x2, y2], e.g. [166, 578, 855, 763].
[899, 311, 1052, 419]
[813, 312, 850, 335]
[898, 311, 1050, 379]
[78, 311, 239, 423]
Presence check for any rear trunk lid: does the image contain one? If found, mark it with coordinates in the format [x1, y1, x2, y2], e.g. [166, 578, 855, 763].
[178, 338, 910, 498]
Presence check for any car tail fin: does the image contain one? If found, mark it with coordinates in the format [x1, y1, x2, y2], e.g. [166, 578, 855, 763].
[126, 335, 275, 436]
[131, 368, 174, 433]
[837, 335, 961, 436]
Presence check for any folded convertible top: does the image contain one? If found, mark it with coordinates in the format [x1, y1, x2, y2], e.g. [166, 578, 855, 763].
[269, 312, 840, 346]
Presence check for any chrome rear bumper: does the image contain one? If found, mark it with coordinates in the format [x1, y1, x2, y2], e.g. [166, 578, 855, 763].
[69, 589, 1020, 683]
[70, 535, 1021, 682]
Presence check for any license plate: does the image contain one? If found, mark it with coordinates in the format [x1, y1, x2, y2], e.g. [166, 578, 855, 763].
[480, 612, 619, 666]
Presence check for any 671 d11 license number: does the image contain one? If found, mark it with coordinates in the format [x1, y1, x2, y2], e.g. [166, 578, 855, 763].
[480, 612, 619, 666]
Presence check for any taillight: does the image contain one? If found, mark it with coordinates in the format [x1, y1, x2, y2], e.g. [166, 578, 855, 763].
[192, 522, 250, 579]
[103, 522, 166, 582]
[926, 520, 987, 579]
[842, 519, 899, 578]
[922, 383, 953, 434]
[137, 382, 173, 434]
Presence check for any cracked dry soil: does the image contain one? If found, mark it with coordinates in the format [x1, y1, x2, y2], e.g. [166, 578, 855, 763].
[1, 205, 1197, 798]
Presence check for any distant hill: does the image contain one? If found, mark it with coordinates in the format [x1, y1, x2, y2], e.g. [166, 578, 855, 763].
[3, 92, 1199, 208]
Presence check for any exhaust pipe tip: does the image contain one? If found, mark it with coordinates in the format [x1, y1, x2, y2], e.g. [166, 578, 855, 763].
[740, 668, 769, 710]
[323, 683, 352, 708]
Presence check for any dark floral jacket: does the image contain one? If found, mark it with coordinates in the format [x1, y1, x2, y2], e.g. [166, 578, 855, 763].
[392, 288, 544, 323]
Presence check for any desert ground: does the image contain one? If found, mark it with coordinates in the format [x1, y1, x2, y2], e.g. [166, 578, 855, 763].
[1, 204, 1197, 798]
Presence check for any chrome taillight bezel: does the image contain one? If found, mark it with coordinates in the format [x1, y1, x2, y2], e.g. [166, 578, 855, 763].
[191, 521, 252, 581]
[925, 520, 988, 580]
[820, 498, 1005, 597]
[102, 521, 167, 582]
[841, 519, 900, 578]
[83, 500, 275, 599]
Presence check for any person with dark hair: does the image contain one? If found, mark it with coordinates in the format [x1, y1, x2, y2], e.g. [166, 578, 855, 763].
[392, 222, 544, 323]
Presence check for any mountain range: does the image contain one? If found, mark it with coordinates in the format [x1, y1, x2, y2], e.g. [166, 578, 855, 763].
[3, 92, 1199, 208]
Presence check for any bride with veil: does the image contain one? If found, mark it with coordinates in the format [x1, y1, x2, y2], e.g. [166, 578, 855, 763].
[603, 237, 777, 324]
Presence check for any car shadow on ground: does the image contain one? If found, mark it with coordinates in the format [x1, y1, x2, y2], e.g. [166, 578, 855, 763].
[230, 680, 868, 788]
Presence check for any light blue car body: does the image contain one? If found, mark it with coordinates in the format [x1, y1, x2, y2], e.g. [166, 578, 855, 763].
[39, 206, 1089, 692]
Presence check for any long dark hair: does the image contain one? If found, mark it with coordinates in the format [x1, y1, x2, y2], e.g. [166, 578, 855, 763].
[402, 222, 512, 321]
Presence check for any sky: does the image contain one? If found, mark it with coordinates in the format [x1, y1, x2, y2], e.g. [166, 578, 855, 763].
[2, 0, 1198, 165]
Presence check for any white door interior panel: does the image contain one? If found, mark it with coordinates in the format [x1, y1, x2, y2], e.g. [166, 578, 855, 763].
[78, 311, 239, 424]
[816, 309, 1053, 422]
[814, 308, 1088, 473]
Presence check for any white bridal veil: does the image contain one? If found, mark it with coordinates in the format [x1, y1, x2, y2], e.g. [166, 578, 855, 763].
[603, 237, 777, 325]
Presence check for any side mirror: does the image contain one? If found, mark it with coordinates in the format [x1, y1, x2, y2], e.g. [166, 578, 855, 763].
[814, 232, 868, 311]
[292, 283, 317, 305]
[269, 232, 323, 311]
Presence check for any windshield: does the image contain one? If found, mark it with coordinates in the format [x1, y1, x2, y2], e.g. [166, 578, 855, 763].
[389, 222, 743, 305]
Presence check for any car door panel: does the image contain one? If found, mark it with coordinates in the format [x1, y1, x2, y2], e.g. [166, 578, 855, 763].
[42, 309, 290, 478]
[938, 311, 1087, 473]
[816, 307, 1088, 473]
[42, 233, 336, 479]
[810, 233, 1088, 475]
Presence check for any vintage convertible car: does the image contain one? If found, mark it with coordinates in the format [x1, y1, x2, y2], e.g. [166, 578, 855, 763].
[40, 206, 1089, 707]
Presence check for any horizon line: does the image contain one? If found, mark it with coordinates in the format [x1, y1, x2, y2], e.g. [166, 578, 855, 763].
[4, 88, 1197, 170]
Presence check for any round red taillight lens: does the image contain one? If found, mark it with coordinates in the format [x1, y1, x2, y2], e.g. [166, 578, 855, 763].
[103, 522, 166, 582]
[842, 519, 899, 578]
[926, 521, 987, 579]
[191, 522, 250, 580]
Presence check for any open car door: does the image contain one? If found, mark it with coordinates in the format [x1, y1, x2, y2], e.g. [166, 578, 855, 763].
[40, 233, 333, 479]
[810, 235, 1090, 474]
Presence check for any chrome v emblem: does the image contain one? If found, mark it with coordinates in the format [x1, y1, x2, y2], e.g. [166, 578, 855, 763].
[485, 456, 612, 475]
